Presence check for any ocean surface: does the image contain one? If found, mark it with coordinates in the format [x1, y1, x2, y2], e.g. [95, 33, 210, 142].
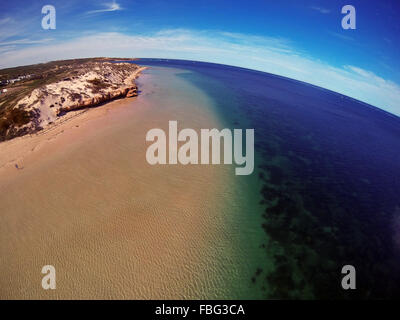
[135, 59, 400, 299]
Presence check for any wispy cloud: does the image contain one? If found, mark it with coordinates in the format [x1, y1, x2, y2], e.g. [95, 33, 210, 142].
[87, 1, 122, 14]
[0, 38, 54, 46]
[0, 17, 13, 25]
[329, 31, 354, 41]
[310, 6, 331, 14]
[0, 29, 398, 117]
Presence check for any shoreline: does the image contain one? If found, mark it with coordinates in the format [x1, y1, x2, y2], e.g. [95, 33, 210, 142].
[0, 58, 146, 142]
[0, 67, 236, 299]
[0, 67, 147, 174]
[56, 66, 147, 115]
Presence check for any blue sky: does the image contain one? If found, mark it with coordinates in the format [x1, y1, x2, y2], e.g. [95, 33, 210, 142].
[1, 0, 399, 115]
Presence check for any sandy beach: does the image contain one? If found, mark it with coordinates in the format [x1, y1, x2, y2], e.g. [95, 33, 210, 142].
[0, 67, 243, 299]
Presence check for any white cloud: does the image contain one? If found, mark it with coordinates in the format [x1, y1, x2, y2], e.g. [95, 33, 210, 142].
[0, 17, 13, 25]
[0, 38, 54, 46]
[0, 13, 41, 43]
[310, 6, 331, 14]
[329, 31, 354, 41]
[87, 1, 122, 14]
[0, 29, 399, 117]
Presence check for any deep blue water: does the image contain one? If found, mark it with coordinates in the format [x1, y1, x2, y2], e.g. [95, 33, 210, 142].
[134, 58, 400, 299]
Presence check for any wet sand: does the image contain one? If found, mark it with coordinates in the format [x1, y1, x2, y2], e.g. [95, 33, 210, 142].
[0, 67, 245, 299]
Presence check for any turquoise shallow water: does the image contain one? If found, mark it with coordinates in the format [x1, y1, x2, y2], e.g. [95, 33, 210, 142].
[136, 59, 400, 299]
[137, 67, 269, 299]
[0, 66, 266, 299]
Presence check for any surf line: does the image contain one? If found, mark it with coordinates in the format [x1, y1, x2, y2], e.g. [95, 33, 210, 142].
[146, 120, 254, 175]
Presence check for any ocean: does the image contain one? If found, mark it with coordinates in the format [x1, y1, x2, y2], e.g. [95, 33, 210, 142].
[135, 59, 400, 299]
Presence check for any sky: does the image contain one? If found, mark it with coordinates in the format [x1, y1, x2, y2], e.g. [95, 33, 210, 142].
[0, 0, 399, 116]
